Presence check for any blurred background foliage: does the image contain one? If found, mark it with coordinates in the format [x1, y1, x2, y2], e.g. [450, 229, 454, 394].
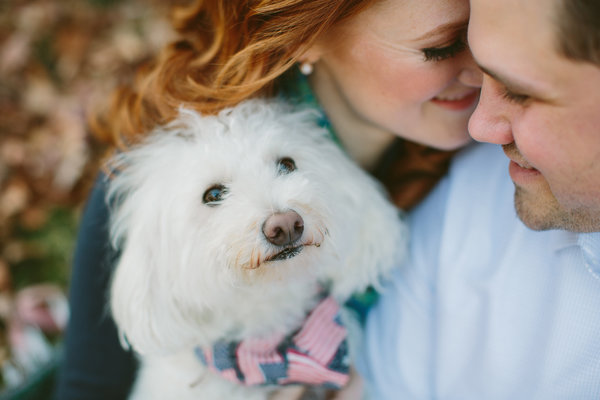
[0, 0, 175, 392]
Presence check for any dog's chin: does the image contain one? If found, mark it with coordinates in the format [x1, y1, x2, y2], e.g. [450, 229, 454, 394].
[266, 245, 304, 263]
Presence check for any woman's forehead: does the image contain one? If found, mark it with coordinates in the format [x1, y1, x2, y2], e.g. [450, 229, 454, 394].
[338, 0, 470, 43]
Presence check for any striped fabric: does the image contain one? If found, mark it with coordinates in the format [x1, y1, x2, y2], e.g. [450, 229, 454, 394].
[195, 296, 350, 389]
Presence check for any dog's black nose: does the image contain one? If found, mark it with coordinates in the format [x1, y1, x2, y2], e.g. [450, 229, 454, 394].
[262, 211, 304, 246]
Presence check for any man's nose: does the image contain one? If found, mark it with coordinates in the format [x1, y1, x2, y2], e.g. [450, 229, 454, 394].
[468, 76, 513, 144]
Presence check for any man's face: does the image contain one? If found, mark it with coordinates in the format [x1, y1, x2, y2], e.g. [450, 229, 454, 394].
[468, 0, 600, 232]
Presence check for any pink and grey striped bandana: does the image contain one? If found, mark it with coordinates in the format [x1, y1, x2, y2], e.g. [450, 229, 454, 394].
[195, 295, 350, 388]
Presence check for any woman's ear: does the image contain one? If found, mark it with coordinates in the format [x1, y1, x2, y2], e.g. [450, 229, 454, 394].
[297, 42, 324, 65]
[296, 39, 326, 74]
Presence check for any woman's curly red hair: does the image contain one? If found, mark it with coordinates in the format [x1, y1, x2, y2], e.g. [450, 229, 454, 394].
[93, 0, 458, 210]
[92, 0, 375, 147]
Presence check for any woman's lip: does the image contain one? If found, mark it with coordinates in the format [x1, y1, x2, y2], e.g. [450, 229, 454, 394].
[431, 91, 479, 111]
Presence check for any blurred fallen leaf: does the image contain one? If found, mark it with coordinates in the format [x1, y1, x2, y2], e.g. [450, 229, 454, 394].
[0, 180, 29, 220]
[0, 0, 175, 389]
[0, 33, 31, 74]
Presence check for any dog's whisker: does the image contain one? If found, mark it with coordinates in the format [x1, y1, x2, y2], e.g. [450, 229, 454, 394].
[302, 231, 321, 249]
[314, 226, 326, 245]
[237, 254, 252, 270]
[241, 248, 263, 270]
[253, 251, 262, 270]
[308, 235, 315, 246]
[189, 370, 207, 388]
[234, 251, 242, 269]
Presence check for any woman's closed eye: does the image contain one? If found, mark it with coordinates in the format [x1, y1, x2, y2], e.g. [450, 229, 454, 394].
[421, 37, 468, 62]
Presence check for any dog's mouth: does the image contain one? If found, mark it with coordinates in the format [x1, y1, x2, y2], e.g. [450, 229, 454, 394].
[266, 245, 304, 262]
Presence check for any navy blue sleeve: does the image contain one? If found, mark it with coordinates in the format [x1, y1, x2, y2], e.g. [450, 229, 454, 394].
[54, 175, 137, 400]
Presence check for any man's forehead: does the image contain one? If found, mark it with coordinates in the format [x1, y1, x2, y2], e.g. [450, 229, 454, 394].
[469, 0, 555, 39]
[469, 0, 558, 70]
[468, 0, 570, 93]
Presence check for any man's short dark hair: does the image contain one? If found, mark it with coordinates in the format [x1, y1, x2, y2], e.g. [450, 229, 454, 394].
[555, 0, 600, 64]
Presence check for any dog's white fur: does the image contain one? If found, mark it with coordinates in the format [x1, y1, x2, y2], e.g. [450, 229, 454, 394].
[107, 99, 407, 400]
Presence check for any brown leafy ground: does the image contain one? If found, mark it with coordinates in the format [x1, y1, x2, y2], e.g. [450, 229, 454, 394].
[0, 0, 175, 390]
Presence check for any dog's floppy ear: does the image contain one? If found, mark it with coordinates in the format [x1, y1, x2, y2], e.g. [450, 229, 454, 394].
[107, 166, 203, 355]
[109, 221, 188, 355]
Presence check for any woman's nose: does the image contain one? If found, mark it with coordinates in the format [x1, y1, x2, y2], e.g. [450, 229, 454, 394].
[458, 49, 484, 88]
[458, 65, 483, 88]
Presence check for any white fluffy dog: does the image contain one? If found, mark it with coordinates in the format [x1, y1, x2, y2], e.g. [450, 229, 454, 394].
[107, 99, 407, 400]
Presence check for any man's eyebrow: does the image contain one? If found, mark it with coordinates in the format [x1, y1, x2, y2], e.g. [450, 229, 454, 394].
[413, 20, 468, 41]
[479, 65, 507, 85]
[478, 64, 538, 93]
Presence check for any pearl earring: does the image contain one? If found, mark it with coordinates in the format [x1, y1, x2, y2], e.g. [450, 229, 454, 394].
[299, 62, 314, 75]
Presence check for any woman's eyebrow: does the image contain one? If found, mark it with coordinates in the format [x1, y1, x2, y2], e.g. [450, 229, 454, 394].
[413, 20, 468, 41]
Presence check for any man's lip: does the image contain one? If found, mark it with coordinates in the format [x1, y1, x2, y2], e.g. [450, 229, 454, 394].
[509, 157, 535, 170]
[508, 160, 542, 184]
[431, 90, 479, 111]
[503, 147, 535, 170]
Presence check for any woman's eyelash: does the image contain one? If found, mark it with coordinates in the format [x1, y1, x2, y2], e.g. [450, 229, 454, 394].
[421, 38, 467, 62]
[501, 88, 530, 104]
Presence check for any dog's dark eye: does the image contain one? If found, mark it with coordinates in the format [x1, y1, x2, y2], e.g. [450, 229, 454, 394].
[203, 184, 228, 206]
[277, 157, 296, 174]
